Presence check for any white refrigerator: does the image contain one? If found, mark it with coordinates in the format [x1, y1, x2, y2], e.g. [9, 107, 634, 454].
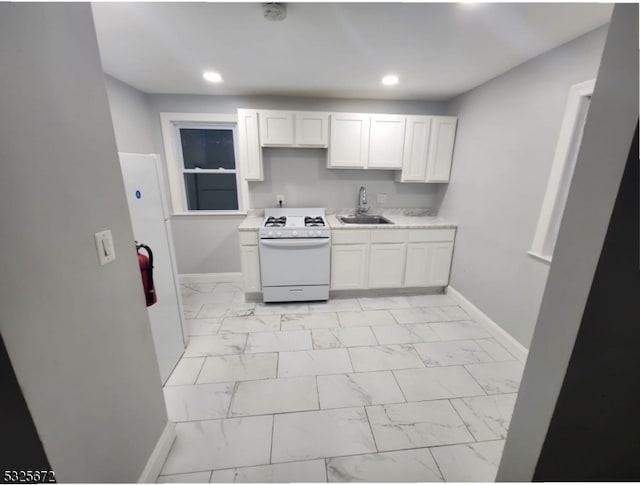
[119, 152, 186, 384]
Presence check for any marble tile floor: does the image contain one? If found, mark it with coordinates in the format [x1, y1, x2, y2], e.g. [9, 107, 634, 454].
[158, 281, 524, 483]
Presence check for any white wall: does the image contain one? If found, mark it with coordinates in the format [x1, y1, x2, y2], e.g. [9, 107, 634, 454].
[144, 94, 446, 274]
[439, 26, 608, 347]
[0, 4, 168, 481]
[498, 5, 638, 478]
[104, 74, 155, 153]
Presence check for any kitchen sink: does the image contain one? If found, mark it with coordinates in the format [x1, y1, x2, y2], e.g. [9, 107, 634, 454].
[338, 215, 393, 225]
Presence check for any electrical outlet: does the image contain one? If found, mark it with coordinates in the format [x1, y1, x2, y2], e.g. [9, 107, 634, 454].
[377, 193, 387, 204]
[276, 194, 285, 207]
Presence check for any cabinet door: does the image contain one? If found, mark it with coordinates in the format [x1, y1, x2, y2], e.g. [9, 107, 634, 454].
[398, 116, 431, 182]
[368, 115, 406, 169]
[240, 245, 261, 292]
[369, 243, 406, 288]
[404, 242, 430, 287]
[259, 110, 295, 147]
[426, 117, 457, 182]
[295, 111, 329, 147]
[328, 113, 370, 168]
[237, 109, 263, 181]
[427, 242, 454, 286]
[331, 244, 368, 289]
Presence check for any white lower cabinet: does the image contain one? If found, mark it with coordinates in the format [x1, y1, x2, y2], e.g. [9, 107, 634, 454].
[240, 244, 261, 292]
[330, 244, 368, 290]
[329, 228, 455, 291]
[428, 242, 455, 286]
[369, 243, 406, 288]
[404, 241, 454, 287]
[404, 243, 431, 287]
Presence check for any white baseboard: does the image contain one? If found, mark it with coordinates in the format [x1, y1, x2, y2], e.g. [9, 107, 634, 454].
[138, 421, 176, 483]
[446, 286, 529, 363]
[179, 272, 242, 284]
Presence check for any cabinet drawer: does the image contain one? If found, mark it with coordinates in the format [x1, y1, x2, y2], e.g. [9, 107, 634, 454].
[408, 228, 455, 242]
[239, 231, 259, 246]
[332, 230, 369, 245]
[370, 230, 408, 243]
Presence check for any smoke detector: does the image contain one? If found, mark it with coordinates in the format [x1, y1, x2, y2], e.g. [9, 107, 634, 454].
[263, 3, 287, 21]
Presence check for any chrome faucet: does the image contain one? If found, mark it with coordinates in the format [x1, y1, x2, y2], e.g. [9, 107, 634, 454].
[357, 186, 369, 215]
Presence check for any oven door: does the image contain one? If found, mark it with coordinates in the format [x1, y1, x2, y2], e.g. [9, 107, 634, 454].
[259, 238, 331, 287]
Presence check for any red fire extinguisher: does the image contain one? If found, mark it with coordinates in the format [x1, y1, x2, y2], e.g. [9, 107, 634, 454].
[136, 243, 157, 307]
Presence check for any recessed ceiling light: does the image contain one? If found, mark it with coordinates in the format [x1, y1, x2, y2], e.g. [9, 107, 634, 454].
[382, 75, 399, 86]
[203, 71, 223, 83]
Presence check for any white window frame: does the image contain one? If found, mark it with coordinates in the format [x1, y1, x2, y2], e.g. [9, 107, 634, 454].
[160, 112, 249, 215]
[529, 79, 595, 264]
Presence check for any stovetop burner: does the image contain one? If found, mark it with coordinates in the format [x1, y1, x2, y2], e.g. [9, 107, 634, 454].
[305, 216, 325, 227]
[265, 216, 287, 227]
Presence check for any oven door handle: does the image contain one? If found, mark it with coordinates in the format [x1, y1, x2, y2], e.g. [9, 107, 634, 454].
[260, 238, 331, 248]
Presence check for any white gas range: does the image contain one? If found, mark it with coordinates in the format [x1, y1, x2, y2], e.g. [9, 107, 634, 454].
[258, 208, 331, 302]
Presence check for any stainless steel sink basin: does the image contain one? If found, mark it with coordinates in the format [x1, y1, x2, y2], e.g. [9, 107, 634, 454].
[338, 215, 393, 225]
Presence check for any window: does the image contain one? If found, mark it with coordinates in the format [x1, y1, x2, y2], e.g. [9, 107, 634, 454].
[160, 113, 247, 214]
[529, 80, 595, 263]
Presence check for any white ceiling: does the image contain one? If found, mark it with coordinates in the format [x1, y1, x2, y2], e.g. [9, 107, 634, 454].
[91, 2, 612, 101]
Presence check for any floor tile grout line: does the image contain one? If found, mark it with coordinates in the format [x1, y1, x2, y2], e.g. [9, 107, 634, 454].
[363, 406, 380, 453]
[192, 356, 207, 385]
[185, 391, 515, 420]
[163, 439, 497, 479]
[269, 413, 275, 465]
[389, 370, 409, 403]
[447, 397, 478, 443]
[426, 446, 447, 482]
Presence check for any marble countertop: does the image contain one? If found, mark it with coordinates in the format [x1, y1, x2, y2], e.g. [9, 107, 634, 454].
[326, 214, 456, 230]
[238, 209, 456, 231]
[238, 215, 265, 231]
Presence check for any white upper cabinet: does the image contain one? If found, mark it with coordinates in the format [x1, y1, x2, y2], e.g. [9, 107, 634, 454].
[395, 115, 457, 183]
[425, 116, 458, 182]
[328, 113, 406, 170]
[368, 115, 406, 169]
[258, 110, 329, 148]
[397, 116, 432, 182]
[295, 111, 329, 147]
[328, 113, 370, 168]
[259, 110, 295, 147]
[237, 109, 263, 181]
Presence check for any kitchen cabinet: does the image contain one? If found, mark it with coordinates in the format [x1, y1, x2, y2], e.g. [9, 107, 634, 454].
[369, 243, 406, 288]
[404, 229, 455, 286]
[239, 231, 261, 292]
[395, 116, 458, 183]
[397, 116, 432, 182]
[259, 110, 295, 146]
[328, 113, 370, 168]
[368, 115, 406, 169]
[328, 113, 406, 169]
[426, 117, 458, 182]
[237, 109, 263, 181]
[258, 110, 329, 147]
[330, 227, 455, 291]
[295, 111, 329, 147]
[330, 244, 368, 290]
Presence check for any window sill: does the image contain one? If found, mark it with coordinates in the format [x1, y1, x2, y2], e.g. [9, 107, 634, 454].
[172, 211, 248, 217]
[528, 250, 551, 265]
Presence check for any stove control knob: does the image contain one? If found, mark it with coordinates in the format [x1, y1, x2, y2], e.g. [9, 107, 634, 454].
[268, 230, 274, 237]
[317, 230, 323, 237]
[276, 231, 282, 237]
[292, 230, 298, 237]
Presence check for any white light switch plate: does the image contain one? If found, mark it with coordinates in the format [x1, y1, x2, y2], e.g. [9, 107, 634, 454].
[95, 230, 116, 265]
[377, 193, 387, 204]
